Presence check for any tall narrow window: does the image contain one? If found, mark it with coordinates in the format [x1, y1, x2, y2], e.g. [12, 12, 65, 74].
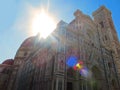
[99, 21, 104, 28]
[108, 18, 114, 30]
[105, 35, 107, 40]
[58, 81, 62, 90]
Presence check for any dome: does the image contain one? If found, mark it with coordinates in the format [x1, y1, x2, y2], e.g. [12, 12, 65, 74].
[14, 36, 37, 61]
[21, 36, 35, 47]
[2, 59, 14, 65]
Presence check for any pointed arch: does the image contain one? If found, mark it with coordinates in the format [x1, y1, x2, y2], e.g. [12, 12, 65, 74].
[91, 65, 103, 90]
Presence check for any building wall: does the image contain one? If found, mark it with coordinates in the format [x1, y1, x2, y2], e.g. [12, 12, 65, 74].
[5, 6, 120, 90]
[0, 65, 13, 90]
[93, 6, 120, 89]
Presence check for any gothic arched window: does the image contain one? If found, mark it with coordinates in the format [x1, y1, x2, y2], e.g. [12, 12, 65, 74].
[99, 21, 104, 28]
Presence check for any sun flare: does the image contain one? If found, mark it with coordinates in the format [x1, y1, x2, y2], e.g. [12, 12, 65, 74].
[32, 9, 57, 38]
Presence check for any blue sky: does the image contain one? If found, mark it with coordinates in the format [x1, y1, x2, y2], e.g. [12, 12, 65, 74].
[0, 0, 120, 63]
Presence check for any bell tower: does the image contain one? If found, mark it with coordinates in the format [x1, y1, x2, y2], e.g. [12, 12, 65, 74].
[93, 6, 120, 82]
[93, 6, 120, 55]
[93, 6, 119, 47]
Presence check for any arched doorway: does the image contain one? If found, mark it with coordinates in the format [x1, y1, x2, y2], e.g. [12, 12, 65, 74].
[111, 79, 118, 90]
[91, 66, 103, 90]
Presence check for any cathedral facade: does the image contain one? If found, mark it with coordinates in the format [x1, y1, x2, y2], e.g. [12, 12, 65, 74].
[0, 6, 120, 90]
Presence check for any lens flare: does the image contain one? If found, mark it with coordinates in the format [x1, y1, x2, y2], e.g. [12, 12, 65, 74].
[80, 67, 89, 77]
[66, 56, 77, 67]
[76, 63, 83, 69]
[66, 55, 90, 78]
[78, 61, 83, 65]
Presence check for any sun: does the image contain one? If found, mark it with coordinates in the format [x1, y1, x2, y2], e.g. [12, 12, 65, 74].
[32, 9, 57, 38]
